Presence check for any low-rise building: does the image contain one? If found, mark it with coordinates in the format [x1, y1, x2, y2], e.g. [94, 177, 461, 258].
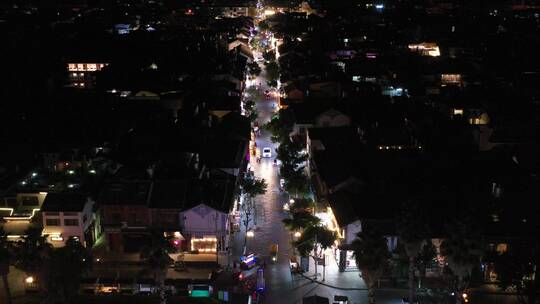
[41, 192, 100, 248]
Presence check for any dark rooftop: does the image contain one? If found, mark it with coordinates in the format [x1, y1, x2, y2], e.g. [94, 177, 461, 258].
[41, 192, 89, 212]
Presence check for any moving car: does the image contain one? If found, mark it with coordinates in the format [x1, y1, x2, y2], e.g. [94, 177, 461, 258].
[262, 147, 272, 158]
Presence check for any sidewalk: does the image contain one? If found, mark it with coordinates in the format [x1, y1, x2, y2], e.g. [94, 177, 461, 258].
[297, 250, 367, 290]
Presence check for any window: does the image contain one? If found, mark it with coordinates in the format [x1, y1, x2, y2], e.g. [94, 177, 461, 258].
[86, 64, 97, 71]
[46, 218, 60, 226]
[64, 218, 79, 226]
[441, 74, 462, 84]
[21, 196, 39, 206]
[63, 212, 77, 216]
[68, 64, 77, 71]
[496, 243, 508, 254]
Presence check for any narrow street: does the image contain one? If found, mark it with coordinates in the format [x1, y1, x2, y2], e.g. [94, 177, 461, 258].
[230, 30, 409, 303]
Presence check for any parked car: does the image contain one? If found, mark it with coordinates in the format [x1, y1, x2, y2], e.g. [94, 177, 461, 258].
[262, 147, 272, 158]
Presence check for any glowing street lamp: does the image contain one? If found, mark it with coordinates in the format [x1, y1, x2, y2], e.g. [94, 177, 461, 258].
[294, 231, 301, 238]
[247, 230, 255, 238]
[25, 276, 34, 284]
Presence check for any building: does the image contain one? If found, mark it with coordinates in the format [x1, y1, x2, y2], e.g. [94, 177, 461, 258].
[178, 179, 236, 253]
[41, 192, 100, 247]
[99, 180, 152, 253]
[66, 62, 108, 89]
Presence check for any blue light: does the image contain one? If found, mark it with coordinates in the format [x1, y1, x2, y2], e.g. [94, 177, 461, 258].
[375, 4, 384, 9]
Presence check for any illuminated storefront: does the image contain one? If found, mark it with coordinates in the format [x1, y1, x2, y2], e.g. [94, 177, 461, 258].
[190, 236, 217, 253]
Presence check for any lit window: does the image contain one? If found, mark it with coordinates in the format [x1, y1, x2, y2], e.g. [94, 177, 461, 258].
[72, 73, 77, 77]
[86, 64, 97, 71]
[77, 64, 84, 71]
[496, 243, 507, 254]
[79, 83, 85, 87]
[453, 109, 464, 115]
[441, 74, 462, 84]
[68, 64, 77, 71]
[51, 235, 63, 241]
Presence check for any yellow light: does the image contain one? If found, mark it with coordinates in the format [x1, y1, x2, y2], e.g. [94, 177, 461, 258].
[247, 230, 255, 237]
[294, 231, 301, 238]
[174, 231, 182, 238]
[0, 208, 14, 216]
[51, 235, 63, 241]
[264, 9, 275, 16]
[25, 276, 34, 284]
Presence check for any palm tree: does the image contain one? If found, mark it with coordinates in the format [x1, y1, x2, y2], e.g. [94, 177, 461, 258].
[351, 230, 390, 304]
[441, 217, 484, 303]
[397, 201, 429, 304]
[0, 227, 13, 304]
[44, 237, 92, 303]
[140, 231, 173, 304]
[13, 227, 51, 293]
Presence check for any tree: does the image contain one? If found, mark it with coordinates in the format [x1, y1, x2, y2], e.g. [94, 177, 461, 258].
[277, 139, 306, 175]
[241, 177, 267, 200]
[266, 79, 278, 88]
[288, 198, 315, 214]
[282, 211, 320, 232]
[441, 217, 484, 303]
[258, 20, 269, 31]
[352, 230, 390, 304]
[283, 169, 310, 197]
[397, 201, 429, 304]
[14, 227, 51, 293]
[140, 231, 174, 304]
[495, 239, 540, 304]
[293, 225, 336, 280]
[262, 50, 275, 62]
[243, 99, 258, 122]
[247, 62, 261, 77]
[0, 227, 12, 304]
[263, 111, 294, 143]
[240, 177, 267, 253]
[416, 242, 437, 288]
[44, 237, 92, 303]
[265, 61, 280, 82]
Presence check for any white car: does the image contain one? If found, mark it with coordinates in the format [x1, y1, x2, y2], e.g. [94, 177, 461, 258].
[262, 147, 272, 158]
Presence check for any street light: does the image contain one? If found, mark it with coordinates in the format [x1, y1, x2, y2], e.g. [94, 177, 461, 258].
[247, 230, 255, 238]
[294, 231, 301, 238]
[25, 276, 34, 284]
[289, 199, 295, 204]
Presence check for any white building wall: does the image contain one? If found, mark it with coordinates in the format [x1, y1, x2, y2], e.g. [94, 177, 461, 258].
[345, 220, 362, 244]
[42, 198, 95, 247]
[180, 204, 228, 237]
